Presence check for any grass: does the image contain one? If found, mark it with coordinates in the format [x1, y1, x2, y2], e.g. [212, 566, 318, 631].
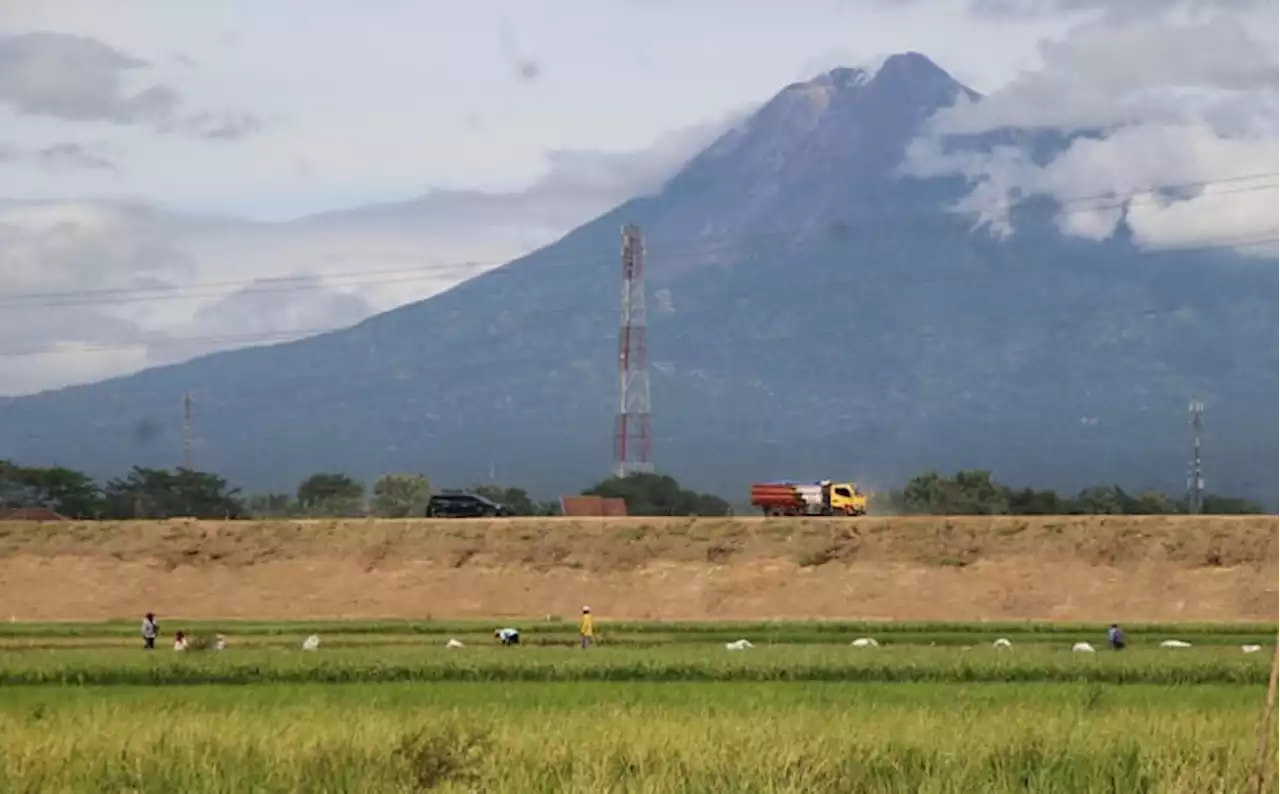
[0, 681, 1272, 792]
[0, 621, 1273, 791]
[0, 645, 1271, 686]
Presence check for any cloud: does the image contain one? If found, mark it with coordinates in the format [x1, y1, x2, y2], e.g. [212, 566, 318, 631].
[34, 142, 117, 172]
[0, 109, 741, 395]
[179, 109, 263, 141]
[0, 32, 178, 124]
[185, 274, 375, 341]
[0, 141, 117, 172]
[904, 12, 1279, 254]
[932, 16, 1276, 134]
[0, 31, 261, 139]
[968, 0, 1273, 19]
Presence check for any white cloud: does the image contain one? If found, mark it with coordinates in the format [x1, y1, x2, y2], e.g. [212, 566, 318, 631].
[934, 16, 1276, 133]
[967, 0, 1273, 21]
[1, 343, 150, 395]
[0, 31, 260, 138]
[0, 108, 740, 396]
[904, 10, 1279, 253]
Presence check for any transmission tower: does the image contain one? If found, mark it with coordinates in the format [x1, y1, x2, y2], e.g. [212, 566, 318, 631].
[614, 224, 653, 477]
[181, 391, 195, 471]
[1187, 399, 1204, 514]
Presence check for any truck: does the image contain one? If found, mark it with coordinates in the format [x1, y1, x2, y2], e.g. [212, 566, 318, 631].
[750, 480, 868, 517]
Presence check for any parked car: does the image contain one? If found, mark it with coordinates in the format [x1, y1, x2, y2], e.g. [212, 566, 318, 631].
[425, 492, 513, 518]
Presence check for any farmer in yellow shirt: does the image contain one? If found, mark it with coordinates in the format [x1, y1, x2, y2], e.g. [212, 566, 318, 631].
[579, 606, 594, 649]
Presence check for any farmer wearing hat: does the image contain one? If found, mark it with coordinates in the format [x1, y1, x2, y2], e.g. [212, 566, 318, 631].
[579, 606, 594, 649]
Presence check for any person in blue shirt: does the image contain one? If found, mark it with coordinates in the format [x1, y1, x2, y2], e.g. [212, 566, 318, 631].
[494, 627, 520, 646]
[1107, 624, 1126, 650]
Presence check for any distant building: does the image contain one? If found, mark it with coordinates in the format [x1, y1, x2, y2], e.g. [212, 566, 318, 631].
[559, 495, 628, 517]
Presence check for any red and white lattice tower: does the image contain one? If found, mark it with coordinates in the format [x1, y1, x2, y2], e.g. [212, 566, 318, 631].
[614, 224, 653, 477]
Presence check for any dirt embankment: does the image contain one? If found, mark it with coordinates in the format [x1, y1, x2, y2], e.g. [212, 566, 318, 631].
[0, 516, 1274, 622]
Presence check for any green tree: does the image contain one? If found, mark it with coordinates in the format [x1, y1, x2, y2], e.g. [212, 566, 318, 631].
[470, 484, 535, 515]
[1003, 487, 1067, 515]
[533, 499, 564, 516]
[297, 472, 365, 516]
[584, 473, 730, 516]
[102, 467, 242, 519]
[372, 473, 432, 518]
[1071, 486, 1126, 515]
[0, 461, 103, 517]
[1128, 489, 1177, 515]
[901, 470, 1008, 515]
[245, 492, 296, 518]
[0, 460, 32, 508]
[28, 466, 102, 518]
[1199, 494, 1266, 514]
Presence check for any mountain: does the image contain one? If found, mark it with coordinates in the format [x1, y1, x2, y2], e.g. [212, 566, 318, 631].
[1, 52, 1275, 503]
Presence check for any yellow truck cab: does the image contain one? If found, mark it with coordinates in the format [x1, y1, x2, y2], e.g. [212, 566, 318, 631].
[826, 482, 869, 516]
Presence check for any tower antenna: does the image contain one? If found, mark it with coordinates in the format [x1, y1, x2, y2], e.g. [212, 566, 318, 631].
[614, 224, 653, 477]
[181, 391, 194, 471]
[1187, 399, 1204, 514]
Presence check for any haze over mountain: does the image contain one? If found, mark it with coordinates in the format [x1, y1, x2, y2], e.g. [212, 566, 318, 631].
[0, 50, 1275, 503]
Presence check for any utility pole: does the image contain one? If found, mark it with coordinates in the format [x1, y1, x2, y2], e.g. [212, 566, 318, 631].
[1187, 399, 1204, 514]
[614, 224, 653, 478]
[181, 391, 194, 472]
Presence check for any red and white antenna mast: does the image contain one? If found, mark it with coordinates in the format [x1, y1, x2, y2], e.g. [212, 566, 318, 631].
[614, 224, 653, 477]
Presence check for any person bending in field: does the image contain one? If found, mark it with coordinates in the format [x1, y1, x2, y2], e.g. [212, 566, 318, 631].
[494, 627, 520, 646]
[579, 606, 594, 649]
[1107, 624, 1126, 651]
[173, 631, 189, 651]
[141, 612, 159, 650]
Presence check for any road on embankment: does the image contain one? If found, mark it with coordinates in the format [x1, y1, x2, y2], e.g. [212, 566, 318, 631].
[0, 515, 1273, 622]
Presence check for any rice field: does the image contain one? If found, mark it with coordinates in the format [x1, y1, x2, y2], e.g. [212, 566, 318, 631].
[0, 620, 1274, 793]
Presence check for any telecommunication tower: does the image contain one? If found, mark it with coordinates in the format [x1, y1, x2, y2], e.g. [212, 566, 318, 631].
[614, 224, 653, 477]
[181, 391, 194, 471]
[1187, 399, 1204, 514]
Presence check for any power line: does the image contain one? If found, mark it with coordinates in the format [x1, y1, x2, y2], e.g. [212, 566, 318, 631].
[0, 229, 1272, 361]
[0, 263, 491, 308]
[0, 328, 327, 358]
[0, 172, 1273, 311]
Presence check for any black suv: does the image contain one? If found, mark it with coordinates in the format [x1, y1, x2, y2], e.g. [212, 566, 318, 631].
[425, 492, 512, 518]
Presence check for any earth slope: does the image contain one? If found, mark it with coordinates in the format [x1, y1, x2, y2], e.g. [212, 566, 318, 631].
[0, 52, 1274, 500]
[0, 516, 1274, 622]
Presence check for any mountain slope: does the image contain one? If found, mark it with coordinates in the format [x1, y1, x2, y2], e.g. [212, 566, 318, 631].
[1, 52, 1275, 502]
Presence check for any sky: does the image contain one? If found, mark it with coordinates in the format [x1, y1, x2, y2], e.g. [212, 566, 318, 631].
[0, 0, 1275, 395]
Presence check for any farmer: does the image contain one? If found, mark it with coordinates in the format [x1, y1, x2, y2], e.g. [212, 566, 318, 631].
[173, 631, 189, 651]
[579, 606, 594, 649]
[141, 612, 158, 650]
[1107, 623, 1126, 651]
[494, 627, 520, 646]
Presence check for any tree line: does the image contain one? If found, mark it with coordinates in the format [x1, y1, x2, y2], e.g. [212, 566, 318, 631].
[0, 463, 733, 520]
[0, 460, 1266, 520]
[879, 469, 1265, 516]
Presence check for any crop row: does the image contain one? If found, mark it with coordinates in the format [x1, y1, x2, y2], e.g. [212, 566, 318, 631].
[2, 630, 1273, 652]
[0, 680, 1268, 793]
[2, 617, 1274, 639]
[0, 646, 1268, 687]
